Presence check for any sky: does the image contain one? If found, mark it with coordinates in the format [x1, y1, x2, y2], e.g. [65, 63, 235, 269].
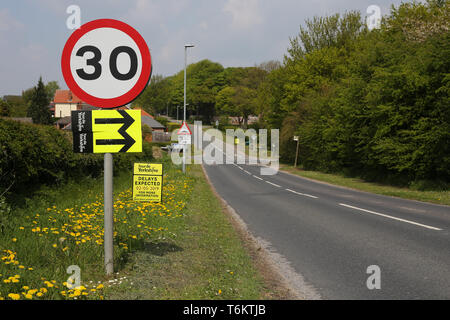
[0, 0, 407, 96]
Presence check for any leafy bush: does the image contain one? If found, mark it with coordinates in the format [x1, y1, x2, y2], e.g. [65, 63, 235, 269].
[154, 116, 168, 128]
[166, 122, 181, 133]
[0, 119, 153, 202]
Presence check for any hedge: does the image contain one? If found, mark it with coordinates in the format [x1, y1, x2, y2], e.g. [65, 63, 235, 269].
[0, 118, 153, 198]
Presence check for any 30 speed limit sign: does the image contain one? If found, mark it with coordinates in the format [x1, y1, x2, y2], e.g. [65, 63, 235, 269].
[61, 19, 152, 108]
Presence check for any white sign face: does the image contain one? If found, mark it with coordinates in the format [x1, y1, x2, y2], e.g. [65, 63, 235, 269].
[293, 136, 299, 141]
[178, 135, 191, 145]
[62, 19, 152, 108]
[70, 28, 142, 99]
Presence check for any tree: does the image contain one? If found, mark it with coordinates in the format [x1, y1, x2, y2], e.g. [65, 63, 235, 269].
[0, 99, 11, 117]
[27, 77, 53, 125]
[133, 75, 173, 116]
[286, 11, 364, 62]
[2, 95, 27, 117]
[216, 85, 257, 128]
[167, 60, 224, 123]
[45, 81, 60, 101]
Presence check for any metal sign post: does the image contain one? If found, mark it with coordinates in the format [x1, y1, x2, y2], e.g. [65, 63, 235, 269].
[177, 122, 192, 173]
[104, 153, 114, 275]
[294, 136, 300, 168]
[62, 19, 152, 275]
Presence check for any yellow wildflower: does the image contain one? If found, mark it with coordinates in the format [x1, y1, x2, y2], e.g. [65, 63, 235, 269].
[8, 293, 20, 300]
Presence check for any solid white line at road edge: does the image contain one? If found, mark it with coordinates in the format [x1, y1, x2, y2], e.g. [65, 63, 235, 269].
[285, 188, 319, 199]
[339, 203, 442, 231]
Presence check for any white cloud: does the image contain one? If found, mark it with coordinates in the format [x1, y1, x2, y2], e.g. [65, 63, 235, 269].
[223, 0, 263, 29]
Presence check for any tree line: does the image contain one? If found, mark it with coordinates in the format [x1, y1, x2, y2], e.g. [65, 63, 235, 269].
[135, 0, 449, 186]
[1, 77, 59, 125]
[132, 59, 276, 127]
[262, 0, 449, 186]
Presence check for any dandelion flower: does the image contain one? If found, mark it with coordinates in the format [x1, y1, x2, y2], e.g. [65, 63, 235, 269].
[8, 293, 20, 300]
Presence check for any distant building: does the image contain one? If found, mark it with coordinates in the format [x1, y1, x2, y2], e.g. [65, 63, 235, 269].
[52, 98, 165, 136]
[52, 90, 83, 118]
[52, 90, 97, 118]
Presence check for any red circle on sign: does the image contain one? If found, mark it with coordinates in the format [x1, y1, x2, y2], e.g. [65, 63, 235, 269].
[61, 19, 152, 108]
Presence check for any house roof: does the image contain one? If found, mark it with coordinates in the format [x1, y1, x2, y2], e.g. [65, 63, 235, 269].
[134, 107, 154, 119]
[53, 90, 83, 104]
[117, 106, 154, 119]
[56, 116, 72, 125]
[142, 116, 165, 129]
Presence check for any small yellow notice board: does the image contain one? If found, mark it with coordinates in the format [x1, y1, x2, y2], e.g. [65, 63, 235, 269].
[132, 163, 163, 202]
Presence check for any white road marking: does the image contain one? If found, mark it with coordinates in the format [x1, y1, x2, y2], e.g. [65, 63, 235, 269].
[244, 170, 252, 175]
[339, 203, 442, 231]
[253, 175, 264, 181]
[266, 181, 281, 188]
[285, 188, 319, 199]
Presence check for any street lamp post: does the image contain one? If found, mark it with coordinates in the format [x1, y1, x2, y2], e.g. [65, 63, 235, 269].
[183, 44, 194, 173]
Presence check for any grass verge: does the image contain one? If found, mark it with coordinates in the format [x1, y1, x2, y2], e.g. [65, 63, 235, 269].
[0, 155, 192, 300]
[280, 164, 450, 206]
[0, 151, 276, 300]
[105, 161, 274, 300]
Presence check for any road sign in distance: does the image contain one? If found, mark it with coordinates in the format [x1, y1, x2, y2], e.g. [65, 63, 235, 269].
[62, 19, 152, 108]
[178, 135, 191, 145]
[177, 122, 192, 135]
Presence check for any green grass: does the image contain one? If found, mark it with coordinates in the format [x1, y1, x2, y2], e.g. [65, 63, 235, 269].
[1, 152, 271, 300]
[280, 164, 450, 206]
[0, 156, 193, 300]
[105, 163, 269, 300]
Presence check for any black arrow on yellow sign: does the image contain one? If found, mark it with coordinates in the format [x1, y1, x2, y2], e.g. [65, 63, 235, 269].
[94, 110, 135, 152]
[72, 109, 141, 153]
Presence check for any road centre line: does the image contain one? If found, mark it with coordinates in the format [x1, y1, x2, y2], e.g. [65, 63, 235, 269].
[339, 203, 443, 231]
[244, 170, 252, 175]
[285, 188, 319, 199]
[253, 175, 264, 181]
[266, 181, 281, 188]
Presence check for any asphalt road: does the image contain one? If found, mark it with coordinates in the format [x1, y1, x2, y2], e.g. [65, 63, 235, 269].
[198, 135, 450, 299]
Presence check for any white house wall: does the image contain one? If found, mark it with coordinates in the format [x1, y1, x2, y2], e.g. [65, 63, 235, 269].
[55, 104, 78, 118]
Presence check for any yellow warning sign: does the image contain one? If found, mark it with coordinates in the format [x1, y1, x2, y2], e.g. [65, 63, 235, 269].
[72, 109, 142, 153]
[133, 175, 162, 202]
[134, 163, 162, 176]
[132, 162, 163, 203]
